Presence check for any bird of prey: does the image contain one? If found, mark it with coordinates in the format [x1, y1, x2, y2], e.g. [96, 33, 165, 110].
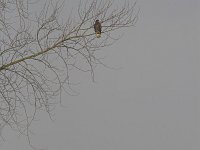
[94, 20, 102, 38]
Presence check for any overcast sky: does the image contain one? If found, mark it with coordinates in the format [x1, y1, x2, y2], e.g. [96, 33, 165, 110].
[1, 0, 199, 150]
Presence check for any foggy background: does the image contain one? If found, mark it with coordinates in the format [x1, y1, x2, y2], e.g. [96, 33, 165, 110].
[0, 0, 199, 149]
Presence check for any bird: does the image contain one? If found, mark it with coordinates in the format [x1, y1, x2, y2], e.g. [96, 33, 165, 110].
[94, 20, 102, 38]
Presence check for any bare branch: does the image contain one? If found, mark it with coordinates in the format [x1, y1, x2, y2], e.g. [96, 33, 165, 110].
[0, 0, 139, 146]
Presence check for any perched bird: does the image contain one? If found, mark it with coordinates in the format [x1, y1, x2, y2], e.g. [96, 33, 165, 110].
[94, 20, 102, 38]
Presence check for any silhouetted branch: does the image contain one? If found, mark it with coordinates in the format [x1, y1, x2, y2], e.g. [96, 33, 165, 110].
[0, 0, 139, 146]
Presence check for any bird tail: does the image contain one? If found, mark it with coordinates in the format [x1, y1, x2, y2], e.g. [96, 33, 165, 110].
[95, 31, 101, 38]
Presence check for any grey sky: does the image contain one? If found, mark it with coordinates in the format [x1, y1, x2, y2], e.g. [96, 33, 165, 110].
[1, 0, 199, 150]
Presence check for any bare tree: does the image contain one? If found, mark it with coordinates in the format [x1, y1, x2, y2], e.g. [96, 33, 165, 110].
[0, 0, 138, 145]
